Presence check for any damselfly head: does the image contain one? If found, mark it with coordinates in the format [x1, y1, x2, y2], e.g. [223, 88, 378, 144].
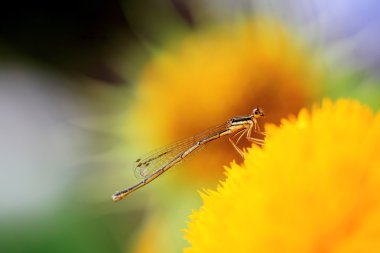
[252, 107, 265, 118]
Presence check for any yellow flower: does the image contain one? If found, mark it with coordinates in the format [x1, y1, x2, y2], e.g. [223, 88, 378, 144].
[127, 18, 323, 181]
[185, 99, 380, 253]
[125, 17, 324, 253]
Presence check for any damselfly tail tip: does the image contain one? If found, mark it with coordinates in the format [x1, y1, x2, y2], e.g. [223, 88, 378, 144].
[112, 192, 124, 202]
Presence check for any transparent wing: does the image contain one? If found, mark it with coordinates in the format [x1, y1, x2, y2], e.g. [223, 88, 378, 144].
[133, 121, 230, 179]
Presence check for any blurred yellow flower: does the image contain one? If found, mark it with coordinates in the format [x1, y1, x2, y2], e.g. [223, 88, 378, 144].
[127, 18, 323, 181]
[185, 99, 380, 253]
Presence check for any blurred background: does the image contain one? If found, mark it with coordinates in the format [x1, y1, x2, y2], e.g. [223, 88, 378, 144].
[1, 1, 380, 253]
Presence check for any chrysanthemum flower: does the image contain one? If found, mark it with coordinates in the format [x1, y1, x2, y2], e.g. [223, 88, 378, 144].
[123, 18, 324, 253]
[127, 18, 323, 181]
[185, 98, 380, 253]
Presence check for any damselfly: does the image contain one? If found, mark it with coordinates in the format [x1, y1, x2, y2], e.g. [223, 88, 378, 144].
[112, 107, 265, 201]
